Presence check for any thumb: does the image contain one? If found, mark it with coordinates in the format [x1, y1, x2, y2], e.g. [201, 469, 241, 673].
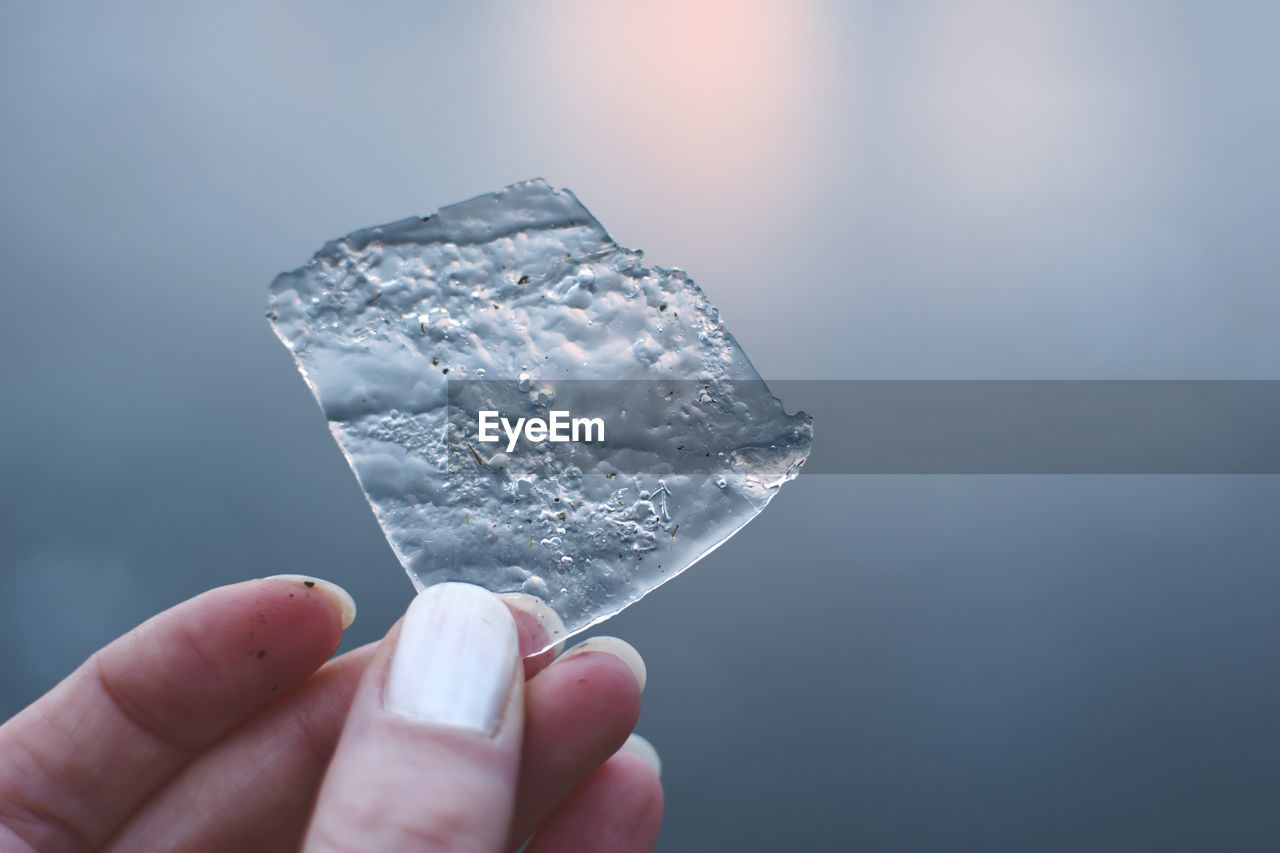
[303, 582, 524, 853]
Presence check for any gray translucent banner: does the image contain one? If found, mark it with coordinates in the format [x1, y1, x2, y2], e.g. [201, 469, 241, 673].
[445, 379, 810, 478]
[447, 380, 1280, 475]
[773, 380, 1280, 474]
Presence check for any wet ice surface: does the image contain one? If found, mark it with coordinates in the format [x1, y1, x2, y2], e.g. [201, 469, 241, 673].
[267, 180, 811, 647]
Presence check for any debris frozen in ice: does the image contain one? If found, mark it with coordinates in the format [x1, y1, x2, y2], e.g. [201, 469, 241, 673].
[267, 180, 811, 646]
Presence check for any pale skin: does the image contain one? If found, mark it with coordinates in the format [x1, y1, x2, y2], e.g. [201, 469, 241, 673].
[0, 577, 664, 851]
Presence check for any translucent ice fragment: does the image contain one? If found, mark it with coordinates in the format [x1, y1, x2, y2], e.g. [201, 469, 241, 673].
[267, 180, 811, 646]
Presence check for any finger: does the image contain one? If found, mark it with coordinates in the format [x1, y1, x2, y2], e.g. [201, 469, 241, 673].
[101, 643, 376, 853]
[0, 575, 353, 852]
[525, 735, 664, 853]
[303, 582, 524, 853]
[102, 631, 643, 852]
[498, 593, 566, 679]
[507, 637, 646, 849]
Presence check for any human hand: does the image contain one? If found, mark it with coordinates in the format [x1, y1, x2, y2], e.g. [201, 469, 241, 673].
[0, 576, 663, 851]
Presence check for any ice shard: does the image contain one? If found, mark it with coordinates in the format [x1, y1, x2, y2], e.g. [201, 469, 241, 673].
[267, 180, 811, 646]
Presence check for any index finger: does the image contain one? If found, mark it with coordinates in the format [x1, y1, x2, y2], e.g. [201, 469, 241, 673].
[0, 575, 353, 851]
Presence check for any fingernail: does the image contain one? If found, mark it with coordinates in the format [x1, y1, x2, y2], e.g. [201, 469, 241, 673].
[619, 733, 662, 779]
[385, 582, 519, 733]
[558, 636, 647, 692]
[499, 593, 567, 657]
[265, 574, 357, 630]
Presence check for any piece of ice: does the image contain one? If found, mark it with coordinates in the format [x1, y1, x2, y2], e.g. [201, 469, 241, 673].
[267, 180, 811, 646]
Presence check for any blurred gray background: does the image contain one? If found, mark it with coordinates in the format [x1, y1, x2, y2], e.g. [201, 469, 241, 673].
[2, 1, 1278, 850]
